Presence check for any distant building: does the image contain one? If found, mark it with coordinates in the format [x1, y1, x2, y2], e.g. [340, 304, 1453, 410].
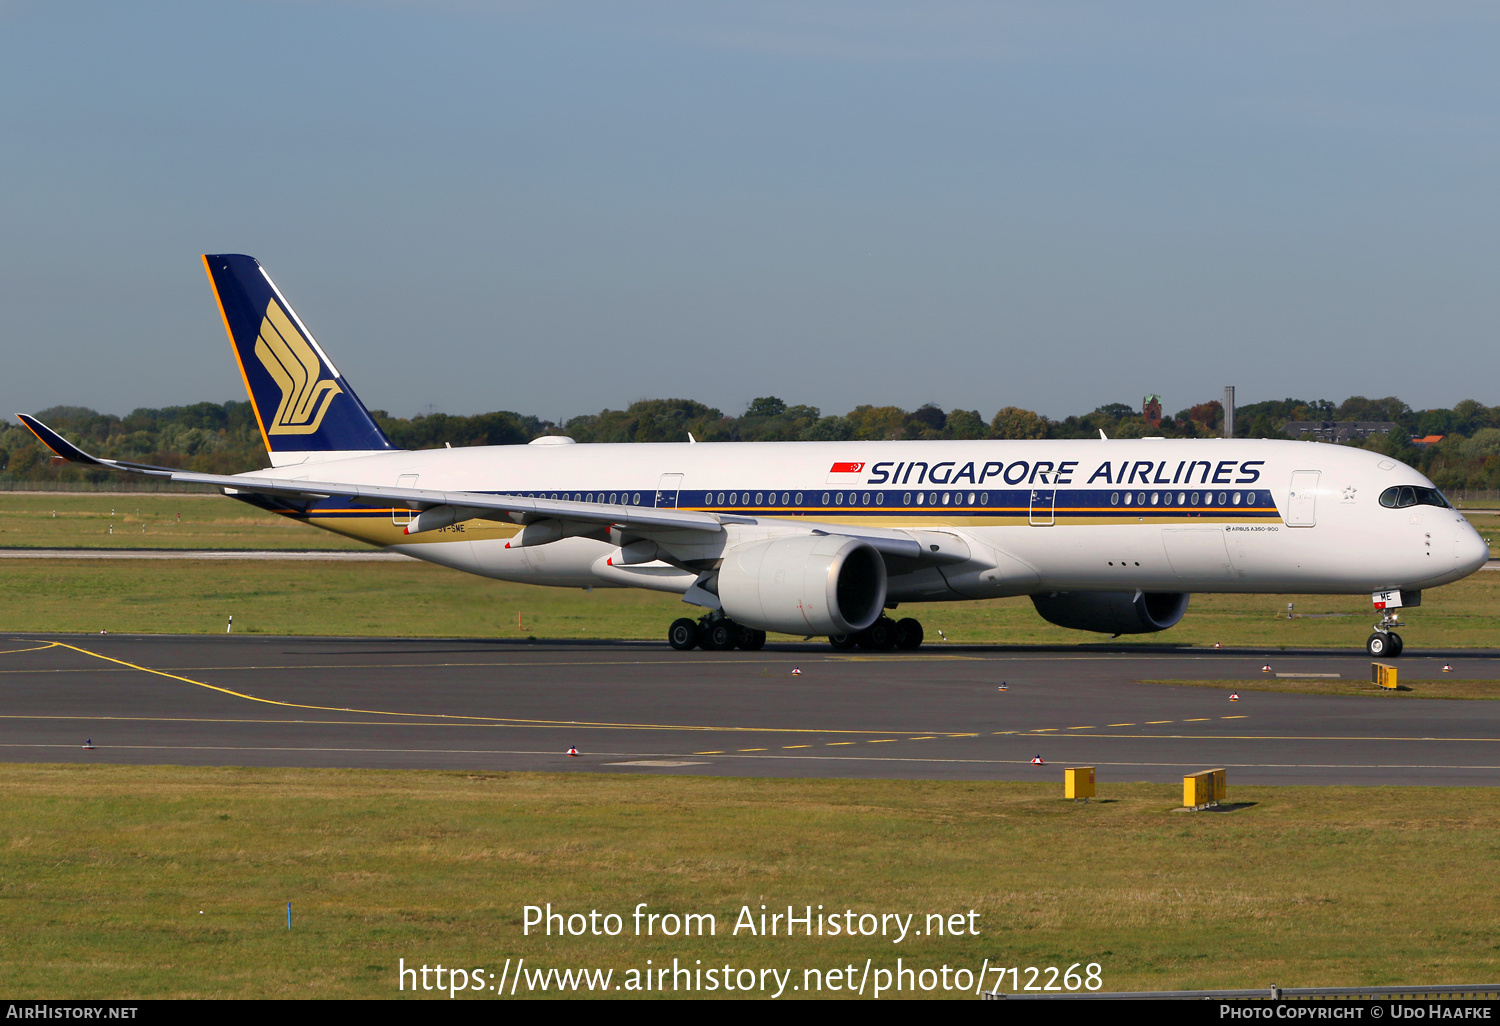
[1142, 394, 1162, 429]
[1411, 435, 1445, 448]
[1282, 421, 1397, 443]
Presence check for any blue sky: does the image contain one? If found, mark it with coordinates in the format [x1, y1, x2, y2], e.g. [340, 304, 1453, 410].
[2, 1, 1496, 423]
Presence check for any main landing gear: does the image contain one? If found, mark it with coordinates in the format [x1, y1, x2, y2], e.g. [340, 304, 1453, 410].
[828, 616, 925, 652]
[668, 613, 766, 652]
[665, 613, 926, 652]
[1366, 609, 1405, 658]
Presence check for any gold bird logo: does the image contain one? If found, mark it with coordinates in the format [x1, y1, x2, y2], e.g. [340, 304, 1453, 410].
[254, 299, 342, 435]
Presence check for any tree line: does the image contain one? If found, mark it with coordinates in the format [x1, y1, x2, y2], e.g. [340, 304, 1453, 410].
[5, 393, 1500, 490]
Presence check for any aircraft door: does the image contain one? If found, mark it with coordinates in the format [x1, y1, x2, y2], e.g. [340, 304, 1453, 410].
[392, 474, 418, 525]
[1029, 487, 1056, 526]
[1287, 471, 1319, 527]
[655, 473, 684, 509]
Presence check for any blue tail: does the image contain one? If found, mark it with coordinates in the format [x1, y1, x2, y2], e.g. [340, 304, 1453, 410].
[203, 254, 397, 461]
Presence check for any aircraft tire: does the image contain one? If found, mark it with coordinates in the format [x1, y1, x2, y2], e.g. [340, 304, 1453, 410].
[668, 618, 699, 651]
[702, 621, 736, 651]
[828, 633, 858, 650]
[736, 627, 767, 651]
[1387, 632, 1404, 657]
[857, 618, 897, 651]
[894, 618, 924, 650]
[1366, 632, 1392, 658]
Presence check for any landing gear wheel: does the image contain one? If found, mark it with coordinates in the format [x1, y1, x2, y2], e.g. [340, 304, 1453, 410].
[1366, 632, 1392, 658]
[1387, 632, 1404, 657]
[828, 633, 858, 650]
[668, 618, 699, 651]
[702, 621, 735, 651]
[893, 617, 924, 651]
[857, 618, 897, 650]
[736, 626, 767, 651]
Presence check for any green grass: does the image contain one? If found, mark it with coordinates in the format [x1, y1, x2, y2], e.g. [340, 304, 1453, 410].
[1, 765, 1497, 998]
[1, 556, 1497, 647]
[0, 492, 1495, 646]
[0, 493, 363, 550]
[2, 492, 1496, 556]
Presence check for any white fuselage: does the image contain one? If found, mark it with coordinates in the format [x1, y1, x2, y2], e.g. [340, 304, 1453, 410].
[244, 437, 1489, 604]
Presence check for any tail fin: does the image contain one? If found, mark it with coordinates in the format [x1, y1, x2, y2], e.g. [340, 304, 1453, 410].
[202, 254, 397, 465]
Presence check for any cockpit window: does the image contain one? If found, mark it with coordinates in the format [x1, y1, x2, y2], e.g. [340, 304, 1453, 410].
[1378, 485, 1450, 509]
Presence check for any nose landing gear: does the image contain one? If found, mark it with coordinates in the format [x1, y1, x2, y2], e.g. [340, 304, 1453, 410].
[1366, 609, 1405, 658]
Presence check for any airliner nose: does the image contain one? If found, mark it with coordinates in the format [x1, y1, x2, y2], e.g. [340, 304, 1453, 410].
[1458, 521, 1490, 574]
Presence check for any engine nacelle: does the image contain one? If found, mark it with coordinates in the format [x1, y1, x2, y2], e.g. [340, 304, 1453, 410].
[717, 535, 887, 636]
[1030, 591, 1190, 635]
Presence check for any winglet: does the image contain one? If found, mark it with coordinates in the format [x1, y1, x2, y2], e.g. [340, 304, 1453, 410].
[15, 414, 107, 466]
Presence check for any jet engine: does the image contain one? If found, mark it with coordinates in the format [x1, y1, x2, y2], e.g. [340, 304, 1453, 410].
[716, 535, 887, 636]
[1030, 591, 1190, 635]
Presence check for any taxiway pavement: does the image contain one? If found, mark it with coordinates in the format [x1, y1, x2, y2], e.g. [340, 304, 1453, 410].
[1, 634, 1496, 786]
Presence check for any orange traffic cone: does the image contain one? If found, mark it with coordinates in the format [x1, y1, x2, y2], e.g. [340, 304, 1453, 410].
[566, 746, 579, 756]
[1030, 755, 1044, 765]
[1229, 692, 1240, 701]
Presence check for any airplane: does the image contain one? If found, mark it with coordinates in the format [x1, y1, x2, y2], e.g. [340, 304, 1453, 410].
[17, 254, 1490, 657]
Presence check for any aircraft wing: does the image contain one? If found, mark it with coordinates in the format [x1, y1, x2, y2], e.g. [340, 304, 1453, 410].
[16, 414, 931, 559]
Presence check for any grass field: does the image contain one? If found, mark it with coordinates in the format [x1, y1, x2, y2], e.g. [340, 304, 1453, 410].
[0, 493, 363, 550]
[0, 556, 1497, 647]
[0, 493, 1495, 646]
[1, 492, 1496, 556]
[0, 765, 1496, 998]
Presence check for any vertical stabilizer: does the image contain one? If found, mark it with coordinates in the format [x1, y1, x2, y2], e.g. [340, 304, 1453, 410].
[202, 254, 397, 464]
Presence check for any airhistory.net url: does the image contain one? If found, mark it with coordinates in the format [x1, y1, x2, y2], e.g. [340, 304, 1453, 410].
[398, 957, 1104, 998]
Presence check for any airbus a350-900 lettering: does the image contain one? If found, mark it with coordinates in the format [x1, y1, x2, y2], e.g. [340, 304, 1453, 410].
[20, 255, 1488, 656]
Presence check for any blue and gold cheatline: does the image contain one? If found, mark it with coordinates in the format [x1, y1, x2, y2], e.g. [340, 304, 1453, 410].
[203, 254, 396, 456]
[257, 485, 1283, 546]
